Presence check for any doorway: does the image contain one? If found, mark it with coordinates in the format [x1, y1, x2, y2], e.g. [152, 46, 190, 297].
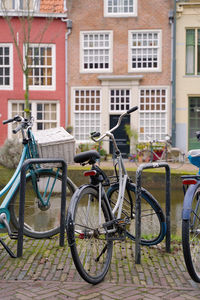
[109, 114, 130, 157]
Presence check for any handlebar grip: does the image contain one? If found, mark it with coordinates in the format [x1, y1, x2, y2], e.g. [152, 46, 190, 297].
[12, 124, 22, 134]
[127, 106, 138, 114]
[91, 132, 101, 138]
[3, 117, 15, 124]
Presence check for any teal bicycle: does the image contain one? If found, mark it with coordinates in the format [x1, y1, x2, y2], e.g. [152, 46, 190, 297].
[0, 115, 76, 240]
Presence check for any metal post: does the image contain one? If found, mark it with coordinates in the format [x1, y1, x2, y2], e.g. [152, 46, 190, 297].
[135, 162, 171, 264]
[17, 158, 67, 257]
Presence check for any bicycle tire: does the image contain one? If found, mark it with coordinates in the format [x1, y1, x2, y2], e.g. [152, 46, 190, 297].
[165, 149, 185, 169]
[9, 169, 76, 239]
[182, 185, 200, 282]
[66, 185, 113, 284]
[135, 149, 152, 166]
[107, 182, 166, 246]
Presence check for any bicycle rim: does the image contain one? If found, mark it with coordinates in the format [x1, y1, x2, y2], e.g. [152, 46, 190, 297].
[9, 170, 75, 239]
[67, 186, 113, 284]
[182, 187, 200, 282]
[107, 182, 165, 245]
[166, 151, 185, 169]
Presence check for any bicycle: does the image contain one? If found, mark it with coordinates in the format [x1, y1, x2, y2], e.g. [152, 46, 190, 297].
[182, 131, 200, 282]
[0, 115, 76, 242]
[66, 106, 167, 284]
[134, 136, 185, 169]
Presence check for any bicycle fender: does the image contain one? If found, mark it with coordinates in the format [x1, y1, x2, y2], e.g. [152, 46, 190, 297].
[107, 182, 165, 223]
[182, 182, 200, 220]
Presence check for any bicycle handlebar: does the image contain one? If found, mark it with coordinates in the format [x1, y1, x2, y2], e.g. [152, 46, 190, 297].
[91, 106, 138, 143]
[3, 115, 22, 124]
[3, 115, 34, 135]
[127, 106, 138, 114]
[12, 124, 23, 134]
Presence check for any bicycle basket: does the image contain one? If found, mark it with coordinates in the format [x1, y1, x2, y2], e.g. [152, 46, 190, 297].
[188, 150, 200, 168]
[34, 127, 75, 168]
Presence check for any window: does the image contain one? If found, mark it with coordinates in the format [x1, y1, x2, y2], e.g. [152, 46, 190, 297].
[129, 30, 162, 72]
[109, 89, 130, 112]
[139, 88, 167, 142]
[8, 100, 59, 137]
[35, 103, 58, 130]
[74, 89, 101, 141]
[26, 44, 55, 90]
[186, 28, 200, 75]
[0, 0, 39, 11]
[80, 31, 113, 73]
[0, 44, 13, 90]
[104, 0, 137, 17]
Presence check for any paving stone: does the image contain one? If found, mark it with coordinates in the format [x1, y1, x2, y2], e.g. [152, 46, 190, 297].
[0, 236, 200, 299]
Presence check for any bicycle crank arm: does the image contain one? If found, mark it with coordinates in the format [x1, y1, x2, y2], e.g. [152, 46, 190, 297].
[0, 213, 12, 236]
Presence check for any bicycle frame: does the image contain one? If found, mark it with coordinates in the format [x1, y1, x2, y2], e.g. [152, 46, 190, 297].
[92, 112, 132, 221]
[148, 140, 167, 162]
[0, 126, 59, 232]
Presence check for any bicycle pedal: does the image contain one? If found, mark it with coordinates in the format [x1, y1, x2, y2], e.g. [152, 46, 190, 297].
[116, 218, 130, 226]
[9, 233, 18, 240]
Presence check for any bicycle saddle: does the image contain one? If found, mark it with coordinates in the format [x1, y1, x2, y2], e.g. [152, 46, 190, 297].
[74, 150, 100, 164]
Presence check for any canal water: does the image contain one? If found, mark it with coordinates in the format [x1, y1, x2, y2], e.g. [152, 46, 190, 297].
[0, 168, 187, 237]
[137, 172, 184, 237]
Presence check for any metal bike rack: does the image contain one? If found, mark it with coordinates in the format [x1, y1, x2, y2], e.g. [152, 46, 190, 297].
[17, 158, 67, 257]
[135, 162, 171, 264]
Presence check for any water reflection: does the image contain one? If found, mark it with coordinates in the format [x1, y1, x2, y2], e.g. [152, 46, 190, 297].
[138, 173, 183, 236]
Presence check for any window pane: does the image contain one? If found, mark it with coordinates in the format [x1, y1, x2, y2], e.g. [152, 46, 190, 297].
[35, 102, 58, 130]
[109, 89, 130, 111]
[82, 32, 110, 71]
[0, 44, 11, 87]
[130, 31, 160, 70]
[186, 29, 195, 75]
[27, 44, 54, 88]
[106, 0, 136, 15]
[139, 88, 167, 141]
[74, 89, 101, 141]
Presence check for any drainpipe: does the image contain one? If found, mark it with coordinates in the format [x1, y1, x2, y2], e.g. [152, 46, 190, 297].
[61, 18, 72, 128]
[169, 1, 176, 147]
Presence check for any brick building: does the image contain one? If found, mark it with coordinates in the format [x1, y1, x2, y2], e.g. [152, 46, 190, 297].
[67, 0, 174, 156]
[0, 0, 69, 145]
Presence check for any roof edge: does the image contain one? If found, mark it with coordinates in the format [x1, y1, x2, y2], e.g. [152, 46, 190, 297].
[0, 11, 67, 18]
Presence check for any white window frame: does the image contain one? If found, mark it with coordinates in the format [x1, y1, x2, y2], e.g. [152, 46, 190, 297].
[80, 31, 113, 73]
[72, 87, 102, 142]
[128, 30, 162, 73]
[23, 43, 56, 91]
[0, 0, 40, 11]
[7, 100, 60, 138]
[0, 43, 13, 90]
[138, 86, 168, 142]
[109, 88, 131, 113]
[104, 0, 137, 17]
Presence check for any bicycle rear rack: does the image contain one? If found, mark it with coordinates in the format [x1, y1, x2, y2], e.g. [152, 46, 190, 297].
[135, 162, 171, 264]
[0, 158, 67, 258]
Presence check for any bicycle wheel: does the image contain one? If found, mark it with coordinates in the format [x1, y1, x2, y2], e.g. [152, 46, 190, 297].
[66, 185, 113, 284]
[135, 149, 152, 166]
[107, 182, 166, 245]
[9, 169, 76, 239]
[182, 185, 200, 282]
[165, 149, 185, 169]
